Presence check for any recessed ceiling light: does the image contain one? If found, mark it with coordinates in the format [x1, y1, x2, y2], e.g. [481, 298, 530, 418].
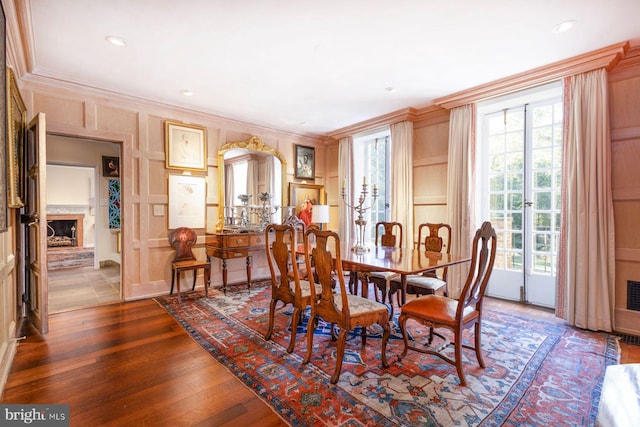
[105, 35, 126, 46]
[385, 87, 397, 93]
[552, 20, 576, 34]
[181, 90, 193, 96]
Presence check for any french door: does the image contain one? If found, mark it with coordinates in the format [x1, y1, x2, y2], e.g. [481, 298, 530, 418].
[480, 90, 563, 308]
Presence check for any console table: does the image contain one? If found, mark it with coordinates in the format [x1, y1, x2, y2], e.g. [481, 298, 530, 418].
[205, 231, 270, 293]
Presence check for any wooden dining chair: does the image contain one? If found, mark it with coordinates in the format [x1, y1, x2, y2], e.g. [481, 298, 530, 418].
[365, 222, 403, 306]
[397, 221, 497, 386]
[264, 223, 321, 353]
[302, 228, 391, 384]
[168, 227, 211, 303]
[388, 223, 452, 316]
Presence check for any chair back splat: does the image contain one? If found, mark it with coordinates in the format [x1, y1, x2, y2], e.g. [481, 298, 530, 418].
[397, 221, 497, 386]
[264, 223, 318, 354]
[302, 228, 391, 384]
[168, 227, 211, 303]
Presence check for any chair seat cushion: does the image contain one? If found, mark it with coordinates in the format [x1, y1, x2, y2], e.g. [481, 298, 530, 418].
[173, 259, 210, 270]
[396, 275, 446, 292]
[293, 280, 322, 298]
[334, 294, 387, 315]
[369, 271, 399, 281]
[401, 295, 478, 325]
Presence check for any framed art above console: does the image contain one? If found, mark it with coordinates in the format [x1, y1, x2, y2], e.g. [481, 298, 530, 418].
[165, 120, 207, 171]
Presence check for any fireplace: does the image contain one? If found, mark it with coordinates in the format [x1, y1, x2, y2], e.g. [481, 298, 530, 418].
[47, 214, 84, 248]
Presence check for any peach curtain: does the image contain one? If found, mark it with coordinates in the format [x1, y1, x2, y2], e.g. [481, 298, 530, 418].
[247, 158, 258, 202]
[224, 164, 234, 208]
[390, 121, 414, 250]
[557, 68, 615, 332]
[338, 136, 354, 253]
[446, 104, 476, 298]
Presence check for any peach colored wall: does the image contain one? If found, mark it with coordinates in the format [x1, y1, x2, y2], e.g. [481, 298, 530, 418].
[18, 77, 327, 301]
[608, 46, 640, 336]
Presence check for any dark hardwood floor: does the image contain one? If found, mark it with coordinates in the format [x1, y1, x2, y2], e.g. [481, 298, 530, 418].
[2, 292, 638, 426]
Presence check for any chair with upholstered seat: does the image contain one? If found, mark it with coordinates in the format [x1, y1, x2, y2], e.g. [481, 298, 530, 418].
[364, 222, 403, 306]
[264, 223, 321, 353]
[397, 221, 497, 386]
[168, 227, 211, 303]
[302, 228, 391, 384]
[389, 223, 452, 315]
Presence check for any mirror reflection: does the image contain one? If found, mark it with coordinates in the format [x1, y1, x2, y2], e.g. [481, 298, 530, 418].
[217, 137, 291, 231]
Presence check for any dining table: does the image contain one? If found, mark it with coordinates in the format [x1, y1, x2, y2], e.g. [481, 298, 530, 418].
[299, 242, 472, 306]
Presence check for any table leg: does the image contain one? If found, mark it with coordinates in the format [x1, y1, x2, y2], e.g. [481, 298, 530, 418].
[222, 258, 228, 294]
[400, 274, 407, 306]
[246, 256, 252, 290]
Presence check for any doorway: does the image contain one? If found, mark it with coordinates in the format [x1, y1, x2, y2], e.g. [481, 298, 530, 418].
[46, 135, 122, 313]
[477, 82, 563, 308]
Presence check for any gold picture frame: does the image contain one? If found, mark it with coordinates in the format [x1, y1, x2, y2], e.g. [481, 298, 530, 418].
[7, 67, 26, 208]
[294, 144, 315, 180]
[288, 182, 325, 218]
[164, 120, 207, 171]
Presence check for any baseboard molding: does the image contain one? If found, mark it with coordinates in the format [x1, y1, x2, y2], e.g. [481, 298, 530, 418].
[0, 323, 18, 399]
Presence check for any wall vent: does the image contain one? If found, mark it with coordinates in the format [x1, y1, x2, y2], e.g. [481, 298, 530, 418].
[628, 280, 640, 312]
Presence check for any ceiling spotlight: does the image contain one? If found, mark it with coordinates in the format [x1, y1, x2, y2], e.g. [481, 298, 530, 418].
[181, 90, 193, 96]
[552, 20, 576, 34]
[385, 87, 397, 93]
[105, 35, 126, 46]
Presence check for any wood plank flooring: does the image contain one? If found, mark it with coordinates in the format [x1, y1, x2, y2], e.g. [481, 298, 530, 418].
[2, 293, 639, 426]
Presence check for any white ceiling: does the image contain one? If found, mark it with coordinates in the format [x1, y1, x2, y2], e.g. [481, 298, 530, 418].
[26, 0, 640, 136]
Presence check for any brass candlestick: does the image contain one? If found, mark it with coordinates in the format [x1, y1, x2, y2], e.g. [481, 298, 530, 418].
[341, 179, 378, 254]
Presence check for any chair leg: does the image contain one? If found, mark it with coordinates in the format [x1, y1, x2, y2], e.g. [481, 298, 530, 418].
[287, 306, 301, 353]
[474, 320, 485, 368]
[454, 327, 466, 386]
[170, 268, 176, 294]
[397, 314, 410, 360]
[303, 314, 317, 364]
[176, 270, 181, 303]
[192, 269, 197, 291]
[331, 328, 349, 384]
[380, 319, 391, 368]
[204, 267, 210, 298]
[264, 298, 277, 341]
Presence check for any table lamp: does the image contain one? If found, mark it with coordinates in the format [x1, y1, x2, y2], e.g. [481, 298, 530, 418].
[311, 205, 330, 230]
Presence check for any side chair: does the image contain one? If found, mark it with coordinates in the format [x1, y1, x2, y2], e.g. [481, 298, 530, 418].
[397, 221, 497, 386]
[302, 228, 391, 384]
[168, 227, 211, 303]
[264, 223, 321, 353]
[389, 222, 452, 316]
[366, 222, 403, 308]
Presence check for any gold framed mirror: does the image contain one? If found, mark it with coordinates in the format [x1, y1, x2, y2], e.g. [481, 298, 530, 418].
[216, 136, 287, 231]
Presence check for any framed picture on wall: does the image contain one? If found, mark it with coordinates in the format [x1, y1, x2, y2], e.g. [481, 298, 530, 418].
[288, 182, 325, 225]
[168, 174, 206, 229]
[165, 120, 207, 171]
[0, 3, 6, 231]
[102, 156, 120, 177]
[7, 67, 26, 209]
[294, 144, 315, 180]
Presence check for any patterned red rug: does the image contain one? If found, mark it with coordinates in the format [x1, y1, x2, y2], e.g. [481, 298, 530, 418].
[155, 284, 619, 426]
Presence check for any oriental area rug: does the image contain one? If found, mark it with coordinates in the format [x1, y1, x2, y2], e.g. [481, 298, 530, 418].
[155, 283, 619, 427]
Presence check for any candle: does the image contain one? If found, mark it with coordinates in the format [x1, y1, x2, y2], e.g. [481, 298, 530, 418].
[363, 176, 367, 185]
[373, 184, 377, 192]
[342, 179, 346, 190]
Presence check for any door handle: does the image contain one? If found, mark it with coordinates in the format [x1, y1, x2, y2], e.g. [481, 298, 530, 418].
[524, 201, 533, 207]
[20, 213, 39, 227]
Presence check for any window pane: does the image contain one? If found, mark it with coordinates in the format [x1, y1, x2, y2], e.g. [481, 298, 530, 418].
[534, 191, 551, 210]
[532, 105, 553, 127]
[506, 172, 523, 191]
[488, 114, 505, 135]
[506, 111, 524, 131]
[532, 148, 552, 169]
[507, 252, 523, 271]
[506, 131, 524, 152]
[490, 154, 505, 173]
[490, 193, 504, 210]
[533, 254, 552, 274]
[490, 174, 504, 191]
[534, 213, 551, 231]
[511, 232, 522, 249]
[507, 193, 523, 210]
[506, 153, 523, 171]
[489, 134, 504, 154]
[534, 171, 551, 189]
[533, 126, 552, 148]
[490, 212, 505, 229]
[535, 233, 550, 251]
[508, 212, 522, 230]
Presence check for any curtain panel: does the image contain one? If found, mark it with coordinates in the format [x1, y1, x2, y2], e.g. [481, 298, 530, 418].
[557, 68, 615, 332]
[446, 104, 476, 298]
[390, 121, 415, 250]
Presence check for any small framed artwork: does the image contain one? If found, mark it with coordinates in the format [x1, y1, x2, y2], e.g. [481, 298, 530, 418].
[102, 156, 120, 177]
[288, 182, 325, 225]
[7, 67, 26, 209]
[294, 144, 315, 180]
[168, 174, 206, 229]
[165, 120, 207, 171]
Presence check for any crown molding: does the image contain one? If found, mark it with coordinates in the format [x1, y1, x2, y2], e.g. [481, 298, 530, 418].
[434, 41, 630, 110]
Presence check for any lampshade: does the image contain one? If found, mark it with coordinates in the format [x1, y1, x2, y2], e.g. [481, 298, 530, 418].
[312, 205, 330, 224]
